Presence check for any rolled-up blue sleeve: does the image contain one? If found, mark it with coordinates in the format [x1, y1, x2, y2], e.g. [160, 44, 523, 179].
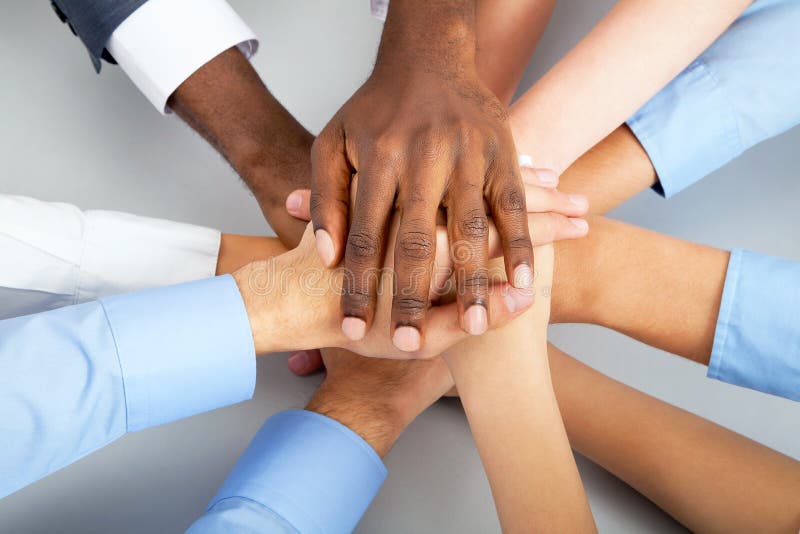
[188, 410, 387, 534]
[0, 275, 256, 498]
[627, 0, 800, 198]
[709, 249, 800, 401]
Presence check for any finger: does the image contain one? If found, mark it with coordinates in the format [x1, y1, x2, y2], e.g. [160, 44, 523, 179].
[419, 281, 535, 357]
[310, 125, 352, 267]
[287, 349, 325, 376]
[340, 167, 396, 341]
[391, 183, 440, 352]
[518, 154, 559, 188]
[524, 184, 589, 216]
[487, 212, 590, 256]
[430, 226, 453, 300]
[446, 175, 491, 336]
[486, 156, 535, 289]
[286, 189, 312, 221]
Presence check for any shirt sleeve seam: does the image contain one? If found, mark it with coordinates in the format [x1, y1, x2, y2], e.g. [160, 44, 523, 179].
[98, 299, 132, 432]
[208, 495, 302, 533]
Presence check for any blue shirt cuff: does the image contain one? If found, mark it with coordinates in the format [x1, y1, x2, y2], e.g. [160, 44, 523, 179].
[626, 58, 742, 199]
[208, 410, 387, 533]
[100, 275, 256, 431]
[709, 249, 800, 401]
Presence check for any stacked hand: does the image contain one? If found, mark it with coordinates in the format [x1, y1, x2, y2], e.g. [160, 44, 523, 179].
[233, 204, 540, 360]
[283, 168, 588, 375]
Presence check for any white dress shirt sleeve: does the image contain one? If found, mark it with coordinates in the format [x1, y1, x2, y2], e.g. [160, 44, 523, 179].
[106, 0, 259, 114]
[371, 0, 389, 21]
[0, 194, 220, 319]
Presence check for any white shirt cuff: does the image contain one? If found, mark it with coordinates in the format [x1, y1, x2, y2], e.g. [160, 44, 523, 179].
[107, 0, 259, 114]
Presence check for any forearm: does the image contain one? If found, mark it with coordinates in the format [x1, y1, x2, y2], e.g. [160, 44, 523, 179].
[549, 343, 800, 532]
[551, 216, 727, 364]
[558, 125, 657, 214]
[475, 0, 555, 106]
[444, 248, 595, 532]
[510, 0, 750, 174]
[169, 47, 312, 247]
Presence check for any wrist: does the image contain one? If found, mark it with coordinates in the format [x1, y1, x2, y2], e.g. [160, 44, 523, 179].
[306, 383, 408, 458]
[375, 1, 476, 74]
[233, 260, 283, 355]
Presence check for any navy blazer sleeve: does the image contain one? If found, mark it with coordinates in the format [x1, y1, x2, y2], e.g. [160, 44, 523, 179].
[50, 0, 149, 71]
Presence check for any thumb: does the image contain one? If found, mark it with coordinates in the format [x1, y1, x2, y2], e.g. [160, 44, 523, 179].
[311, 130, 352, 268]
[286, 189, 312, 221]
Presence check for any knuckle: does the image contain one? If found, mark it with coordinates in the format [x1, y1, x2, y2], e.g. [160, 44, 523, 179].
[399, 230, 435, 261]
[413, 131, 447, 164]
[309, 191, 326, 218]
[372, 134, 406, 166]
[347, 232, 380, 260]
[342, 287, 371, 308]
[498, 185, 526, 215]
[393, 296, 427, 316]
[461, 271, 489, 292]
[459, 208, 489, 238]
[507, 235, 533, 253]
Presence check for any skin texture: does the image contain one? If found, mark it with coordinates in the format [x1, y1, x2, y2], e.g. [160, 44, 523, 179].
[169, 46, 311, 248]
[443, 247, 597, 533]
[548, 344, 800, 533]
[305, 348, 452, 458]
[231, 222, 534, 358]
[311, 0, 534, 350]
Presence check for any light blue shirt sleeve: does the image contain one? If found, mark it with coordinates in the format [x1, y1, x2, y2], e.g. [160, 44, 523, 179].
[0, 275, 256, 498]
[627, 0, 800, 198]
[188, 410, 388, 534]
[709, 249, 800, 401]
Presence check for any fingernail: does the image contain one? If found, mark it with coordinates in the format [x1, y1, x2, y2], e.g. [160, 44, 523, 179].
[288, 351, 309, 373]
[503, 286, 535, 313]
[536, 168, 559, 186]
[315, 229, 336, 266]
[464, 305, 488, 336]
[570, 218, 589, 233]
[568, 194, 589, 210]
[513, 264, 534, 288]
[393, 326, 421, 352]
[518, 154, 534, 168]
[342, 316, 367, 341]
[286, 192, 302, 213]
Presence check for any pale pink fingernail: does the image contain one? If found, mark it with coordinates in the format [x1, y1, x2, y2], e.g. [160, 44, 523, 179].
[393, 326, 421, 352]
[315, 229, 336, 267]
[568, 194, 589, 210]
[536, 169, 559, 186]
[464, 305, 488, 336]
[342, 317, 367, 341]
[513, 264, 534, 288]
[288, 351, 310, 373]
[286, 192, 302, 213]
[503, 286, 535, 313]
[570, 218, 589, 233]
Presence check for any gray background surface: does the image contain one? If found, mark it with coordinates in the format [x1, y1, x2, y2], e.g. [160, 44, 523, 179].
[1, 1, 798, 532]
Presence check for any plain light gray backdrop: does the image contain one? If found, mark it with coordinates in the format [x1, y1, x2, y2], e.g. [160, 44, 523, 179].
[1, 1, 798, 532]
